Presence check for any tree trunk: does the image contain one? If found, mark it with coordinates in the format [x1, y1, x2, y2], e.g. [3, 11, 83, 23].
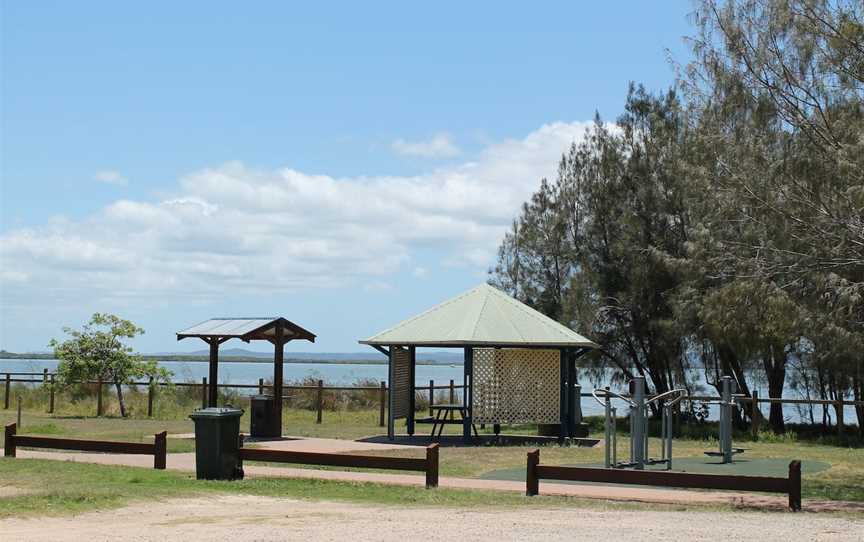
[763, 347, 786, 433]
[114, 381, 127, 418]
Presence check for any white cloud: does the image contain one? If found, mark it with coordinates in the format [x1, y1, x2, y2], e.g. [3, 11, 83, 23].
[412, 267, 428, 279]
[94, 170, 128, 186]
[391, 133, 461, 158]
[0, 121, 597, 306]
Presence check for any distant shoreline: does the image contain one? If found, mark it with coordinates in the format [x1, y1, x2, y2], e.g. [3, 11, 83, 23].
[0, 352, 462, 366]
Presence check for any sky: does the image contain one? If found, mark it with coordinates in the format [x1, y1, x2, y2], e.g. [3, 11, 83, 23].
[0, 1, 694, 353]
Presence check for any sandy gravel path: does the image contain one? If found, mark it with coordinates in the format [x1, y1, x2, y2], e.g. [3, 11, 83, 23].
[2, 494, 861, 542]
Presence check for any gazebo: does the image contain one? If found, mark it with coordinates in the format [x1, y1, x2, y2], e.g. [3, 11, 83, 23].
[360, 284, 599, 443]
[177, 317, 316, 437]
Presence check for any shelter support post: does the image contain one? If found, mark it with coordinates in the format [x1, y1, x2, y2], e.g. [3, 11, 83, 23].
[567, 349, 579, 437]
[559, 349, 569, 441]
[387, 347, 395, 440]
[273, 324, 284, 437]
[208, 339, 219, 407]
[462, 347, 473, 443]
[407, 347, 416, 436]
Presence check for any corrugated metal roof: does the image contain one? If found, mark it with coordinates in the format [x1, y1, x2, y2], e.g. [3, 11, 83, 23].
[360, 284, 600, 348]
[177, 318, 277, 338]
[176, 317, 316, 343]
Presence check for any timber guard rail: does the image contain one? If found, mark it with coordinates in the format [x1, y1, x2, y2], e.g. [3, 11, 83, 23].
[239, 441, 440, 488]
[525, 448, 802, 511]
[4, 422, 167, 470]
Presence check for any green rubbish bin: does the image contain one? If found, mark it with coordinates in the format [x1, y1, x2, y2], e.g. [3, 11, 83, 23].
[189, 406, 244, 480]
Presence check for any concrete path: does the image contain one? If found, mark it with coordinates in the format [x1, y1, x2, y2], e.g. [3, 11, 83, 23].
[4, 443, 863, 513]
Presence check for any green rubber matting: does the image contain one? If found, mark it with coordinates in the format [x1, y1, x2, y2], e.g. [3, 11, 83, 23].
[481, 456, 830, 485]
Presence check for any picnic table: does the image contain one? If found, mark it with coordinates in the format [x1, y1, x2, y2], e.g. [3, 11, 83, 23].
[429, 404, 479, 439]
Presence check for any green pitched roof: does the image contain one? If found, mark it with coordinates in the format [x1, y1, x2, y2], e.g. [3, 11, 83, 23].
[360, 284, 599, 348]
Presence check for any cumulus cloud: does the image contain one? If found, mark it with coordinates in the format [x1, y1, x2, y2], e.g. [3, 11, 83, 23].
[0, 121, 596, 306]
[391, 133, 461, 158]
[94, 170, 128, 186]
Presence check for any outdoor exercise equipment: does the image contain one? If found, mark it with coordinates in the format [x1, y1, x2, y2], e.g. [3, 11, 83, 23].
[593, 376, 687, 470]
[703, 375, 745, 463]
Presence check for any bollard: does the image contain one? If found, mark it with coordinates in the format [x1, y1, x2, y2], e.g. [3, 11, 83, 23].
[429, 379, 434, 417]
[48, 375, 55, 414]
[147, 377, 155, 417]
[526, 449, 540, 496]
[425, 443, 439, 488]
[316, 380, 323, 424]
[4, 423, 16, 457]
[751, 390, 759, 439]
[378, 381, 386, 427]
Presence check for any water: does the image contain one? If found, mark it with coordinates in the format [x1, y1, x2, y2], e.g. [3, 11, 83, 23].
[1, 358, 857, 426]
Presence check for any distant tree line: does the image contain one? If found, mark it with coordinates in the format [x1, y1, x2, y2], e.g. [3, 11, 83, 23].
[489, 0, 863, 431]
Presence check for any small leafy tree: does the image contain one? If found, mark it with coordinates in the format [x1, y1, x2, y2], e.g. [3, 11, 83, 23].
[49, 313, 171, 417]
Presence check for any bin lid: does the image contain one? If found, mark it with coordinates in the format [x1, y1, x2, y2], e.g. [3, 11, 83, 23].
[250, 394, 275, 401]
[189, 406, 244, 419]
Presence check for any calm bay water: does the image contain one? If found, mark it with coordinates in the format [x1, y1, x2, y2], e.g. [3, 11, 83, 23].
[1, 358, 857, 425]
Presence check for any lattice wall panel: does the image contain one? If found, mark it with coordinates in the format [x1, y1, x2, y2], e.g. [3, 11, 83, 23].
[472, 348, 560, 424]
[391, 347, 411, 420]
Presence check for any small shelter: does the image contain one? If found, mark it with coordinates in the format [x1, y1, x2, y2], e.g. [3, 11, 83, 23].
[177, 317, 316, 437]
[360, 284, 599, 443]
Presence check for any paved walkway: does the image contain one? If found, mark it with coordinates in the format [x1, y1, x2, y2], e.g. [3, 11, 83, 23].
[4, 440, 863, 513]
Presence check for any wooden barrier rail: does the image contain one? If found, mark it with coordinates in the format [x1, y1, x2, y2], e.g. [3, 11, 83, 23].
[525, 449, 801, 510]
[239, 443, 440, 488]
[3, 422, 167, 469]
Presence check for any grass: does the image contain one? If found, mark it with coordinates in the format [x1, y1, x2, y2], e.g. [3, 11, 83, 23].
[2, 397, 863, 509]
[0, 458, 718, 519]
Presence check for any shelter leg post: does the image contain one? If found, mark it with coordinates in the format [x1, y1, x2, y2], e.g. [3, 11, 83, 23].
[208, 339, 219, 408]
[407, 347, 416, 436]
[273, 334, 284, 437]
[462, 348, 473, 443]
[378, 381, 386, 427]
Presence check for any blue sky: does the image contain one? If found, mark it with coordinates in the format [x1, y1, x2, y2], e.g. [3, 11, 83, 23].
[1, 1, 693, 353]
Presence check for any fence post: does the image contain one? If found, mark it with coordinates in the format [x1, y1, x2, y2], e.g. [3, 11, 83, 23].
[316, 380, 323, 424]
[48, 374, 55, 414]
[836, 400, 844, 435]
[449, 379, 455, 404]
[788, 460, 802, 511]
[154, 431, 167, 470]
[751, 390, 759, 439]
[258, 378, 264, 395]
[43, 368, 48, 384]
[4, 373, 10, 409]
[378, 381, 386, 427]
[147, 377, 154, 417]
[18, 396, 22, 428]
[526, 448, 540, 496]
[425, 443, 439, 488]
[96, 377, 103, 417]
[4, 423, 15, 457]
[201, 377, 208, 409]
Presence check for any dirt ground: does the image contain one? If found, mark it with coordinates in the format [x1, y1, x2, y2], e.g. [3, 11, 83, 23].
[2, 495, 861, 542]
